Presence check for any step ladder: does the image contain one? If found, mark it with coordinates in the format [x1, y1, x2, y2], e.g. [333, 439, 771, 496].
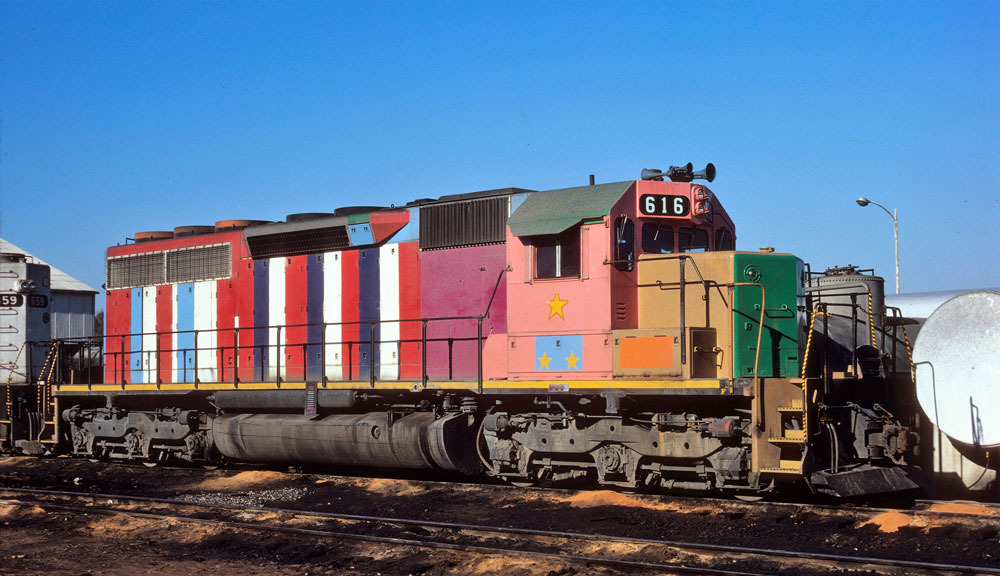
[35, 342, 60, 445]
[761, 378, 809, 475]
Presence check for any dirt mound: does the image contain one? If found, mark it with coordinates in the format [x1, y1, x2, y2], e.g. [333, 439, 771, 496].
[928, 501, 1000, 516]
[338, 476, 428, 497]
[0, 502, 45, 520]
[192, 470, 286, 491]
[554, 490, 723, 516]
[860, 510, 930, 533]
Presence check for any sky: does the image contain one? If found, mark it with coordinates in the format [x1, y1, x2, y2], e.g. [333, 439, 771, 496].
[1, 1, 997, 303]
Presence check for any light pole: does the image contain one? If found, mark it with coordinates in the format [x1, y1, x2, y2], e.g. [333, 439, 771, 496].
[856, 196, 899, 294]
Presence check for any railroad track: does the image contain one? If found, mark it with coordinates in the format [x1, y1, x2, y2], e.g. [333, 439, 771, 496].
[2, 487, 997, 576]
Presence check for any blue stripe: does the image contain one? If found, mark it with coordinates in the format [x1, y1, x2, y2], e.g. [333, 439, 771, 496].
[534, 335, 583, 371]
[177, 283, 194, 382]
[358, 248, 380, 380]
[306, 253, 324, 381]
[393, 207, 420, 243]
[252, 259, 269, 381]
[130, 288, 143, 383]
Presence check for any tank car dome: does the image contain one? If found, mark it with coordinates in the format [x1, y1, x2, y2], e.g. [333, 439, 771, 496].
[913, 290, 1000, 447]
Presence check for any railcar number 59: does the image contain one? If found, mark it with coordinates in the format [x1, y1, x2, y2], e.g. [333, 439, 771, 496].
[1, 294, 24, 307]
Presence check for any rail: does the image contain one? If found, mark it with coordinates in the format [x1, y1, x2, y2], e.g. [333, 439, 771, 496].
[4, 487, 997, 576]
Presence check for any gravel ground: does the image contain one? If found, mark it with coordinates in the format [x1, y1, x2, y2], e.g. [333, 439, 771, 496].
[1, 456, 999, 574]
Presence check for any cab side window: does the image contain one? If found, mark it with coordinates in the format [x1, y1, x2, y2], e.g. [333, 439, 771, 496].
[613, 216, 634, 271]
[715, 228, 734, 251]
[535, 227, 580, 279]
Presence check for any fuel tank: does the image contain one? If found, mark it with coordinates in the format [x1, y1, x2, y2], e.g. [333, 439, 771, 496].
[211, 411, 480, 474]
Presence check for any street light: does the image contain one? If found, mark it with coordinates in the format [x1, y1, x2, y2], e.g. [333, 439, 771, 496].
[856, 196, 899, 294]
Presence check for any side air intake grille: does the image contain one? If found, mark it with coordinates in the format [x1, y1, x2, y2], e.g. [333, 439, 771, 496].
[420, 196, 509, 251]
[106, 243, 232, 290]
[167, 244, 231, 284]
[245, 226, 350, 259]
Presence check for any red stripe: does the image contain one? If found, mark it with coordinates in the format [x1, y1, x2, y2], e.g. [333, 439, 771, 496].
[156, 285, 173, 383]
[398, 242, 422, 379]
[105, 289, 129, 384]
[216, 278, 236, 383]
[340, 251, 360, 380]
[284, 255, 308, 380]
[235, 256, 256, 382]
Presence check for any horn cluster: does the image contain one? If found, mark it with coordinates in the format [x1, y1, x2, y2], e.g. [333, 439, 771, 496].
[641, 162, 716, 183]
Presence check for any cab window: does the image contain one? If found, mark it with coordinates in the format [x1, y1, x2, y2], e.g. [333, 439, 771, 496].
[715, 228, 734, 251]
[641, 223, 673, 254]
[678, 228, 709, 252]
[613, 216, 634, 271]
[535, 227, 580, 279]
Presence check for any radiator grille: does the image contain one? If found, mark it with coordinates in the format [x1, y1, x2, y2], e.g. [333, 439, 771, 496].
[420, 196, 508, 250]
[246, 226, 350, 259]
[106, 243, 231, 289]
[167, 244, 231, 284]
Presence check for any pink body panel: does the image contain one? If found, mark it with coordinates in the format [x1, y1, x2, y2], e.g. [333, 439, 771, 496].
[609, 183, 639, 330]
[505, 222, 612, 335]
[421, 244, 507, 380]
[504, 222, 614, 379]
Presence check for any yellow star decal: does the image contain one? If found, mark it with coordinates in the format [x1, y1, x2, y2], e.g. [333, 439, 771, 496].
[538, 352, 552, 370]
[547, 293, 569, 319]
[565, 351, 579, 369]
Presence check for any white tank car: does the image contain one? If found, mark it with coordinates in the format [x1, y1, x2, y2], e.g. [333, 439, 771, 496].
[886, 289, 999, 496]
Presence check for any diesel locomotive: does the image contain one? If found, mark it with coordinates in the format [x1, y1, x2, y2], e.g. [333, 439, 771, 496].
[1, 163, 925, 498]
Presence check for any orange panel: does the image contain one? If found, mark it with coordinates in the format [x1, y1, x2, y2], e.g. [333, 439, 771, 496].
[620, 336, 673, 369]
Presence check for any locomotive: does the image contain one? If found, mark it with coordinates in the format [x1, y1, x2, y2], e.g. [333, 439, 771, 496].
[1, 164, 925, 498]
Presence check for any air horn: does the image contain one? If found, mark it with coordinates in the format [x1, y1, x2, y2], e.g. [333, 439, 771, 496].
[641, 162, 716, 183]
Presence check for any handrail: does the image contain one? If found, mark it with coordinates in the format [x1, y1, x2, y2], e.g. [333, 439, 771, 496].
[35, 311, 493, 388]
[482, 268, 508, 319]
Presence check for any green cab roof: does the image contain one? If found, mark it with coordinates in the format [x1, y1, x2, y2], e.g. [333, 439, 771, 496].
[507, 181, 633, 237]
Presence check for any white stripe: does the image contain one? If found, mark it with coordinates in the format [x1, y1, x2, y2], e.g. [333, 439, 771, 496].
[170, 286, 179, 383]
[379, 244, 400, 381]
[268, 257, 285, 380]
[193, 281, 217, 381]
[323, 252, 343, 380]
[142, 287, 158, 381]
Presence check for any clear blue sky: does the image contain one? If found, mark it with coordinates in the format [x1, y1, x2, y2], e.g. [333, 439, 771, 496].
[1, 1, 997, 302]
